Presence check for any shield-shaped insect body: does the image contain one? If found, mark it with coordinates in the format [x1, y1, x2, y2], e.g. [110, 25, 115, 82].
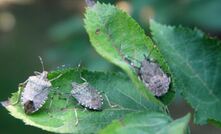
[125, 53, 171, 97]
[21, 71, 52, 114]
[71, 82, 103, 110]
[138, 58, 171, 96]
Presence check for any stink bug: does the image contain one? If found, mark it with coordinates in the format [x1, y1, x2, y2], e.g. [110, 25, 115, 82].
[71, 82, 103, 110]
[13, 57, 62, 114]
[125, 47, 171, 97]
[70, 64, 118, 111]
[137, 56, 171, 96]
[71, 71, 103, 110]
[60, 65, 118, 126]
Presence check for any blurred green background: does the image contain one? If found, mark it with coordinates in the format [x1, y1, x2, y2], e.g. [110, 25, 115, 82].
[0, 0, 221, 133]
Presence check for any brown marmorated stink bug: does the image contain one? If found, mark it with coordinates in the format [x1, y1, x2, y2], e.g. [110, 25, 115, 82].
[13, 57, 62, 114]
[71, 72, 103, 110]
[58, 76, 103, 126]
[71, 82, 103, 110]
[60, 65, 118, 126]
[125, 47, 171, 97]
[69, 65, 118, 111]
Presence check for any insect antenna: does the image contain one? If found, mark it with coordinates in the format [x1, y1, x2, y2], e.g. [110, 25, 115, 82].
[144, 45, 156, 60]
[38, 56, 45, 72]
[77, 63, 87, 82]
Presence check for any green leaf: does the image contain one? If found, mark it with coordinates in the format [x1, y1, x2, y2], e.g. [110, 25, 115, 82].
[2, 68, 163, 133]
[150, 20, 221, 125]
[84, 2, 174, 106]
[99, 112, 190, 134]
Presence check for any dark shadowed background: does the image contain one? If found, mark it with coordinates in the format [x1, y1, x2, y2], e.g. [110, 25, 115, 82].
[0, 0, 221, 133]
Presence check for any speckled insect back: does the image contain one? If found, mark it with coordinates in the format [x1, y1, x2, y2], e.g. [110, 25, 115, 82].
[138, 58, 171, 97]
[71, 82, 103, 110]
[21, 71, 51, 114]
[19, 57, 62, 114]
[123, 45, 171, 97]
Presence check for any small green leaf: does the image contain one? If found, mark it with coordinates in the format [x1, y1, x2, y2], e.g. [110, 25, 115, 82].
[150, 20, 221, 125]
[84, 2, 174, 106]
[99, 112, 190, 134]
[2, 68, 162, 133]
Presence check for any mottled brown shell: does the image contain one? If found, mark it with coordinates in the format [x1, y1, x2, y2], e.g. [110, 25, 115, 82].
[71, 82, 103, 110]
[21, 71, 51, 114]
[138, 59, 170, 97]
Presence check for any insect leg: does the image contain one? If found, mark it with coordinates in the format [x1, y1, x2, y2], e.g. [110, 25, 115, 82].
[46, 92, 56, 117]
[64, 95, 71, 109]
[12, 86, 24, 105]
[12, 79, 28, 105]
[74, 108, 79, 126]
[34, 71, 42, 76]
[124, 56, 141, 75]
[165, 106, 170, 115]
[49, 74, 63, 82]
[82, 107, 87, 112]
[80, 73, 87, 82]
[19, 79, 28, 87]
[145, 45, 156, 60]
[57, 91, 71, 110]
[48, 90, 56, 112]
[60, 106, 79, 126]
[104, 94, 118, 108]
